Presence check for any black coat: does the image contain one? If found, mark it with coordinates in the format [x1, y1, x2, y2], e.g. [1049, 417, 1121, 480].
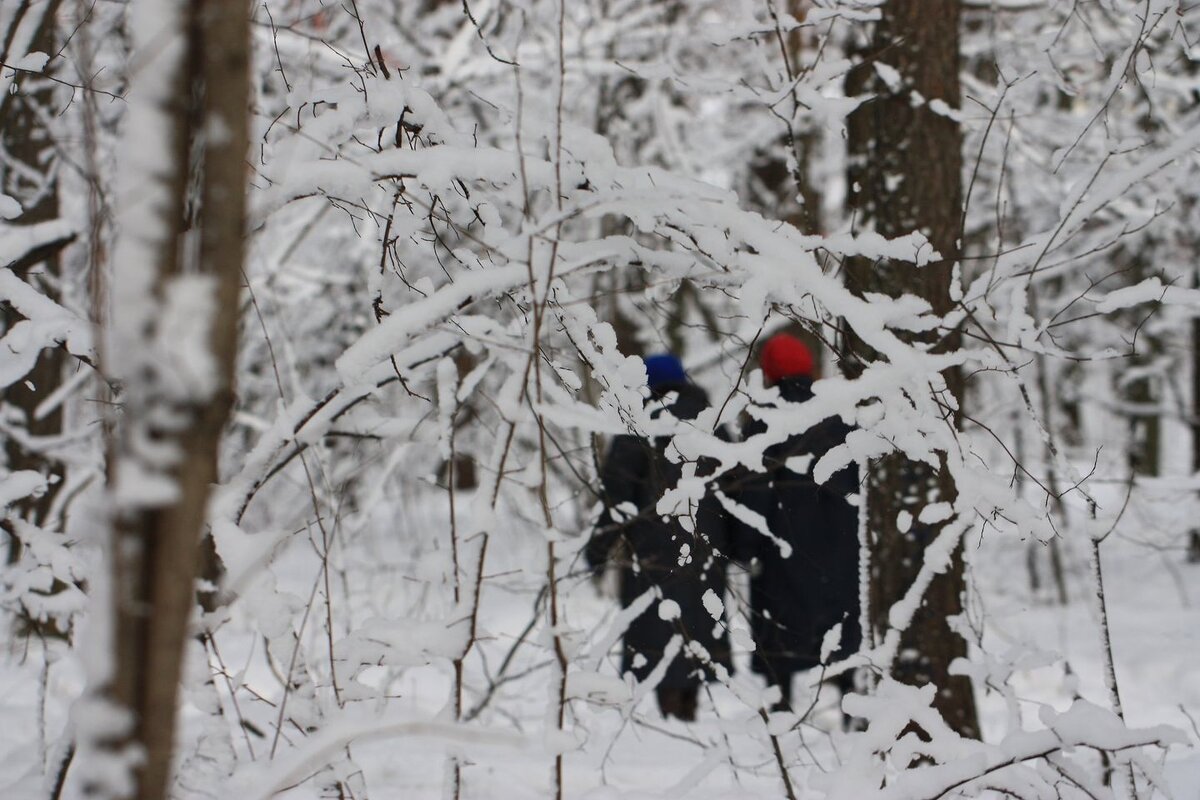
[585, 383, 734, 689]
[735, 376, 861, 679]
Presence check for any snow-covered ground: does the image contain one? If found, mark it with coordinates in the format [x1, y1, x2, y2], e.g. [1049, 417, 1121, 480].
[0, 506, 1196, 799]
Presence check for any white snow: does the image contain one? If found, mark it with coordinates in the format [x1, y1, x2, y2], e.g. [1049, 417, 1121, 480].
[657, 599, 682, 621]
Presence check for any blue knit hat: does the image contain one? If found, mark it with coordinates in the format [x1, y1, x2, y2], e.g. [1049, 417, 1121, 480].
[643, 353, 687, 390]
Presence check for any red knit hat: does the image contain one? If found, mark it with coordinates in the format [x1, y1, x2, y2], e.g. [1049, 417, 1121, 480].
[760, 333, 815, 384]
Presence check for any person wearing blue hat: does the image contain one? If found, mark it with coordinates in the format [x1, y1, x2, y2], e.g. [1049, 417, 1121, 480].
[585, 353, 736, 721]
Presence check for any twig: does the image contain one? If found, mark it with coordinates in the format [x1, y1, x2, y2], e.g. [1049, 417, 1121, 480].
[1088, 499, 1137, 799]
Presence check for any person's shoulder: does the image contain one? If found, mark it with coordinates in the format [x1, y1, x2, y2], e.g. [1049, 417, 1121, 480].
[801, 416, 852, 455]
[610, 432, 647, 451]
[603, 434, 651, 477]
[816, 414, 854, 438]
[669, 383, 711, 419]
[601, 432, 644, 464]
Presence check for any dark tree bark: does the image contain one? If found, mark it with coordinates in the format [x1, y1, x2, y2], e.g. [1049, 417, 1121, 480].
[1117, 255, 1163, 477]
[0, 0, 67, 569]
[843, 0, 980, 738]
[1190, 310, 1200, 563]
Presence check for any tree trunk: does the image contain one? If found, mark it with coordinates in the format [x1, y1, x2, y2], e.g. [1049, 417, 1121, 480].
[1190, 311, 1200, 563]
[843, 0, 980, 738]
[97, 0, 250, 797]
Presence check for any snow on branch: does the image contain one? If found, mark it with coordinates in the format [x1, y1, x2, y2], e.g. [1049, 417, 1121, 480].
[818, 679, 1184, 800]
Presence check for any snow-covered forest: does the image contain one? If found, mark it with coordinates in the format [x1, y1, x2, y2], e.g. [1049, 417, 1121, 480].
[1, 0, 1199, 798]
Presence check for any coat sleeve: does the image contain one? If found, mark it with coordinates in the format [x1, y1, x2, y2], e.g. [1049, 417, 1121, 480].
[718, 417, 769, 566]
[815, 421, 859, 500]
[702, 424, 748, 566]
[584, 435, 646, 571]
[722, 464, 772, 566]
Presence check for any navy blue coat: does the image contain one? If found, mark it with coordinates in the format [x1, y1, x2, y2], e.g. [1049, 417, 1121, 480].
[585, 383, 735, 689]
[735, 376, 862, 679]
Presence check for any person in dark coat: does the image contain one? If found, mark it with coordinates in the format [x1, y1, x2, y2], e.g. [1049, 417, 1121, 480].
[735, 334, 862, 711]
[585, 354, 735, 721]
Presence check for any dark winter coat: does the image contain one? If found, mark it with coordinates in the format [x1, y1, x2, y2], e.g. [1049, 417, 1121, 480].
[585, 383, 735, 689]
[734, 376, 862, 680]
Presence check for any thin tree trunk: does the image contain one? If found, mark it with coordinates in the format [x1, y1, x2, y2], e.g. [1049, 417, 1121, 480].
[1125, 321, 1161, 478]
[843, 0, 980, 738]
[1087, 502, 1137, 798]
[1190, 310, 1200, 563]
[97, 0, 251, 797]
[1030, 351, 1071, 606]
